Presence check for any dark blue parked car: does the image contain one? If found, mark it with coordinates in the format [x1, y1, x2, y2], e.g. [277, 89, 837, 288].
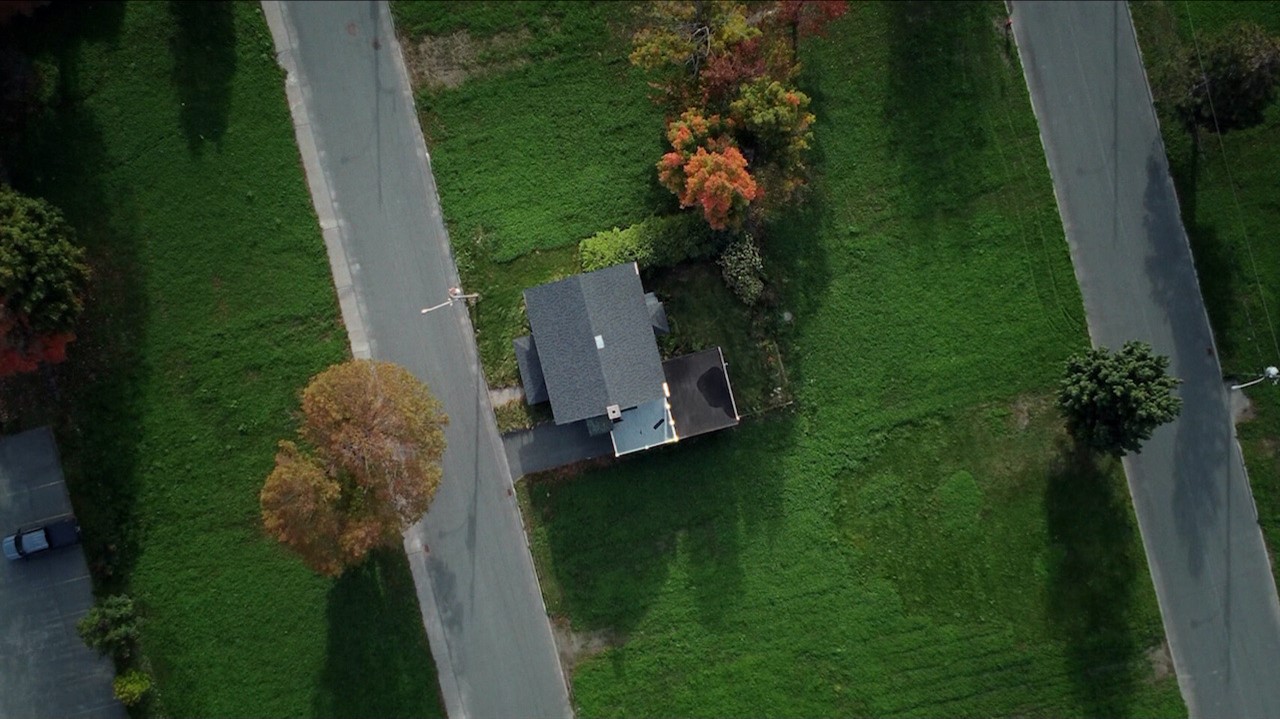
[3, 517, 81, 560]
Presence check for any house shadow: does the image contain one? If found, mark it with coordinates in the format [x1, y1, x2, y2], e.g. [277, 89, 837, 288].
[0, 0, 145, 592]
[169, 0, 235, 154]
[313, 549, 444, 719]
[526, 414, 792, 642]
[1043, 440, 1141, 718]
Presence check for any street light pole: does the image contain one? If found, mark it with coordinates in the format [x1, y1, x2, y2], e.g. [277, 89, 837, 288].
[1231, 366, 1280, 390]
[420, 286, 480, 315]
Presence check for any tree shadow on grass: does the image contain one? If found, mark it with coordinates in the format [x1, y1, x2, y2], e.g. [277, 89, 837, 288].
[884, 1, 992, 223]
[169, 0, 235, 154]
[1, 0, 145, 593]
[313, 548, 445, 719]
[1044, 440, 1141, 718]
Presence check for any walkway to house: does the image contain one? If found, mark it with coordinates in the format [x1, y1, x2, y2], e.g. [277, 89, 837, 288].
[503, 423, 615, 479]
[1011, 3, 1280, 717]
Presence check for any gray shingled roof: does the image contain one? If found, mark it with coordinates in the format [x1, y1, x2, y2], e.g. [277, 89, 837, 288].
[512, 335, 549, 404]
[523, 263, 667, 425]
[645, 292, 669, 334]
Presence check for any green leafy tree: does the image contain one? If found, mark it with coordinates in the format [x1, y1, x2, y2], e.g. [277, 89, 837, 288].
[631, 1, 759, 107]
[1181, 22, 1280, 133]
[261, 360, 448, 576]
[77, 594, 143, 661]
[1057, 341, 1182, 456]
[730, 78, 814, 208]
[0, 185, 89, 375]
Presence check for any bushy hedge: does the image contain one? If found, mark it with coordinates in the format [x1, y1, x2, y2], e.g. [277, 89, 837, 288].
[113, 669, 152, 707]
[579, 213, 719, 271]
[77, 594, 143, 661]
[718, 235, 765, 305]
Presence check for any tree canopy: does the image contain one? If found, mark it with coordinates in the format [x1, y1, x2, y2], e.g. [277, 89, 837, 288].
[1180, 22, 1280, 133]
[1056, 341, 1182, 456]
[260, 360, 448, 576]
[657, 110, 759, 229]
[632, 0, 845, 229]
[0, 185, 89, 376]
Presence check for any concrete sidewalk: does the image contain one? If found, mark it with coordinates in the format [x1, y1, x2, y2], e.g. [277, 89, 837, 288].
[1011, 3, 1280, 717]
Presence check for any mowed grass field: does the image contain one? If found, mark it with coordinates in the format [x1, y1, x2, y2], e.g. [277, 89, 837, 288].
[4, 3, 440, 717]
[401, 0, 1187, 716]
[1131, 0, 1280, 583]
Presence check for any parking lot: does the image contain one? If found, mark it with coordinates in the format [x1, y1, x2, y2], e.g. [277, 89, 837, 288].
[0, 426, 125, 719]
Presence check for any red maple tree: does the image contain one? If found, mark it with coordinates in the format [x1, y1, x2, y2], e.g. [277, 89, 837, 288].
[662, 146, 759, 230]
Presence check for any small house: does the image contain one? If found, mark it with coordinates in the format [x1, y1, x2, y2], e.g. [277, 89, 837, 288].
[513, 263, 739, 456]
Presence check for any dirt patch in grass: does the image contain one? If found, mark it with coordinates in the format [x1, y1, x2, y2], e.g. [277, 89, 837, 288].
[1010, 394, 1051, 431]
[1147, 642, 1174, 683]
[1228, 385, 1256, 424]
[402, 28, 532, 90]
[550, 615, 618, 677]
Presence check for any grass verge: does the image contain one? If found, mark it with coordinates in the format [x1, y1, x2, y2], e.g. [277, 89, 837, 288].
[2, 2, 440, 716]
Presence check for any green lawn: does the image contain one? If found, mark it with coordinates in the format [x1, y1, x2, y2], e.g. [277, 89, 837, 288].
[396, 1, 786, 409]
[2, 3, 440, 716]
[394, 0, 667, 386]
[1130, 0, 1280, 584]
[404, 0, 1186, 715]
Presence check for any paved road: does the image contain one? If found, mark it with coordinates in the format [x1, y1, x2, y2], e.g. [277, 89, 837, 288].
[1012, 3, 1280, 717]
[266, 3, 572, 717]
[503, 423, 614, 479]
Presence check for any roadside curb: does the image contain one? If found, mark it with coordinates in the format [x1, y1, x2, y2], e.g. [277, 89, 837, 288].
[259, 3, 573, 717]
[378, 3, 577, 714]
[260, 0, 373, 360]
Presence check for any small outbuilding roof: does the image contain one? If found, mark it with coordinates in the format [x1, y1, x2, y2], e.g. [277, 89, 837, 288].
[663, 347, 740, 439]
[523, 263, 667, 425]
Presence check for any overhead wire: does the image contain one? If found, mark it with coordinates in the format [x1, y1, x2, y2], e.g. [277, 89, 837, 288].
[1181, 2, 1280, 369]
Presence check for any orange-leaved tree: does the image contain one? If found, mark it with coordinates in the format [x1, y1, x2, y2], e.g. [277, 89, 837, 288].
[676, 147, 758, 230]
[657, 110, 758, 229]
[260, 359, 448, 576]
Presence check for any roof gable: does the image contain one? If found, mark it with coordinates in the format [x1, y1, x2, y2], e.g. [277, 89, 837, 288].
[524, 263, 666, 424]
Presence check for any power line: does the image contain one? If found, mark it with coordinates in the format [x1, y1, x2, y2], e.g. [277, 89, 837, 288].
[981, 19, 1086, 339]
[1181, 2, 1280, 367]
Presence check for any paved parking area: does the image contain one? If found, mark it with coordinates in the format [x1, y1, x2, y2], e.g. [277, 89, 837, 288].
[0, 426, 125, 719]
